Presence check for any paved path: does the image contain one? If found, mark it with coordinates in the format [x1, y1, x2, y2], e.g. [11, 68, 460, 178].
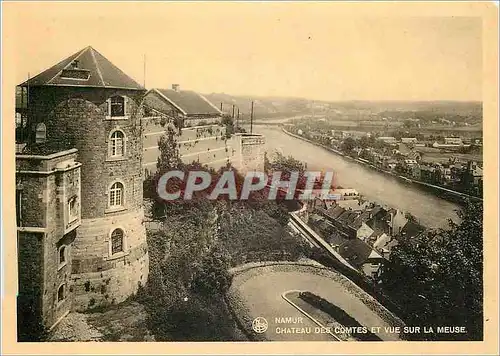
[228, 264, 402, 341]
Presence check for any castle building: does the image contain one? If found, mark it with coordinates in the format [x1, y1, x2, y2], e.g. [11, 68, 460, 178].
[142, 85, 227, 173]
[142, 85, 265, 174]
[16, 46, 149, 332]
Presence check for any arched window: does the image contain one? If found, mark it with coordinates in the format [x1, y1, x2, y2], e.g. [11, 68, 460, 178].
[109, 130, 125, 157]
[57, 284, 65, 302]
[111, 228, 124, 255]
[35, 123, 46, 143]
[58, 245, 66, 265]
[109, 182, 124, 208]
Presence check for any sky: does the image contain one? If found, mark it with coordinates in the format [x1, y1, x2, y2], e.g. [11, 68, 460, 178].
[7, 2, 483, 101]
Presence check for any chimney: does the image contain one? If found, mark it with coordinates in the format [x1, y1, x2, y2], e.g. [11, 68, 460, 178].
[172, 84, 180, 92]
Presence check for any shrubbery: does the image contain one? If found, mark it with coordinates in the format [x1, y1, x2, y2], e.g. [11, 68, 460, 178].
[299, 291, 382, 341]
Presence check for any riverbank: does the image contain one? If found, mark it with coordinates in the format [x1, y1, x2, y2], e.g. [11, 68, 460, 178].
[281, 127, 482, 205]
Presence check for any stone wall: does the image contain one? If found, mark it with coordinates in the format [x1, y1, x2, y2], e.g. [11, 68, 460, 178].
[238, 134, 266, 173]
[22, 86, 149, 317]
[70, 208, 148, 310]
[16, 150, 82, 328]
[142, 118, 234, 174]
[17, 231, 44, 336]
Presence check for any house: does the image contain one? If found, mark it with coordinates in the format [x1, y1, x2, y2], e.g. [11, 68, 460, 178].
[397, 220, 425, 239]
[318, 205, 374, 240]
[444, 137, 463, 145]
[420, 165, 444, 184]
[333, 188, 360, 200]
[466, 161, 483, 186]
[404, 159, 418, 166]
[328, 234, 385, 279]
[472, 137, 483, 146]
[401, 137, 417, 144]
[372, 233, 399, 259]
[377, 136, 397, 144]
[384, 208, 408, 236]
[337, 199, 370, 211]
[407, 151, 421, 161]
[441, 164, 452, 181]
[143, 85, 222, 124]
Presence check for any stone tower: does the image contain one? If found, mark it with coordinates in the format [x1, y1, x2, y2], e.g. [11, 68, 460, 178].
[19, 46, 149, 312]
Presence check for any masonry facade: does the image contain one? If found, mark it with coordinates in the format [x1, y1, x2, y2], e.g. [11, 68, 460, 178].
[142, 85, 266, 174]
[16, 46, 149, 333]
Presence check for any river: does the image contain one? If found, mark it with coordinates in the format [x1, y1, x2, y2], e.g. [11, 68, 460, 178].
[254, 125, 461, 228]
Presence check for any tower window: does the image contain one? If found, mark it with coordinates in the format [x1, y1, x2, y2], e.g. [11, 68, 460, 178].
[57, 284, 65, 303]
[111, 228, 124, 255]
[58, 245, 67, 265]
[109, 182, 124, 208]
[109, 130, 125, 157]
[68, 196, 78, 222]
[108, 96, 126, 117]
[16, 189, 22, 226]
[35, 123, 47, 143]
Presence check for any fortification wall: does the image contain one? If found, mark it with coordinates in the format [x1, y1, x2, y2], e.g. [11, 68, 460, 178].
[24, 87, 148, 315]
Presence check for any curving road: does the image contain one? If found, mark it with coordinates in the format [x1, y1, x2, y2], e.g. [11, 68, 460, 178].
[229, 264, 402, 341]
[255, 125, 461, 228]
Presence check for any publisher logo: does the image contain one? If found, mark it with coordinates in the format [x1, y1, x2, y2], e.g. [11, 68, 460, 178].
[252, 317, 268, 333]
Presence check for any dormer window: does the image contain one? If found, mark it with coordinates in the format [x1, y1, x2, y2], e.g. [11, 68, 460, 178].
[60, 65, 91, 80]
[106, 96, 128, 119]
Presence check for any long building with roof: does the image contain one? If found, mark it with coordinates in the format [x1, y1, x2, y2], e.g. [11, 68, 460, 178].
[142, 84, 265, 174]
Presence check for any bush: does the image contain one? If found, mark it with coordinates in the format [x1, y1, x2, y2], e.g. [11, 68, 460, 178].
[299, 291, 382, 341]
[191, 246, 233, 297]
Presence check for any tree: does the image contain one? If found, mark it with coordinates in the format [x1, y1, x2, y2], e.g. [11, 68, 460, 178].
[341, 137, 356, 153]
[267, 151, 306, 176]
[156, 124, 181, 174]
[380, 201, 483, 340]
[191, 245, 233, 297]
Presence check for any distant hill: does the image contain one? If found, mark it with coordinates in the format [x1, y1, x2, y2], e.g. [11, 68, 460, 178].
[203, 92, 482, 122]
[203, 92, 310, 119]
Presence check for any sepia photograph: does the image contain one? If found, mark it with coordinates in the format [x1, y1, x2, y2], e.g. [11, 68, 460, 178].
[1, 1, 498, 355]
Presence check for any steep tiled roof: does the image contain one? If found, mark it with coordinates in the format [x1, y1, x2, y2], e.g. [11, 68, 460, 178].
[152, 88, 222, 116]
[326, 205, 345, 219]
[329, 236, 380, 268]
[349, 210, 372, 229]
[20, 46, 144, 90]
[399, 221, 425, 239]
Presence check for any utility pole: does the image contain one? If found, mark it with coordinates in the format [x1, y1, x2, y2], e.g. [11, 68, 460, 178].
[143, 54, 146, 88]
[237, 107, 240, 129]
[250, 100, 254, 134]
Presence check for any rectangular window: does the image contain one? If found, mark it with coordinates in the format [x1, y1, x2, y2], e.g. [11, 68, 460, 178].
[109, 185, 123, 207]
[112, 237, 123, 254]
[110, 97, 125, 117]
[68, 196, 78, 222]
[16, 189, 22, 226]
